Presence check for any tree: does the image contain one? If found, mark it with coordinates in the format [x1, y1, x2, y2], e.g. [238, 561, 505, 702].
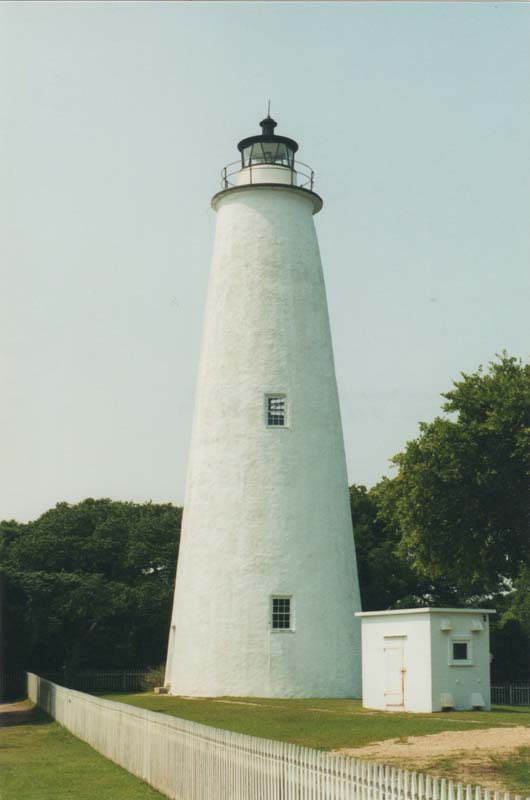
[350, 484, 419, 610]
[376, 354, 530, 600]
[1, 499, 182, 675]
[351, 483, 464, 610]
[493, 567, 530, 681]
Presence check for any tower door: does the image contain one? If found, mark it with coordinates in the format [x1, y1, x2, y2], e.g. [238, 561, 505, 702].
[383, 636, 406, 707]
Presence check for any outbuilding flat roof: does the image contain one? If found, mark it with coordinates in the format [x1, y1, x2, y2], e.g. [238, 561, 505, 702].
[355, 607, 496, 617]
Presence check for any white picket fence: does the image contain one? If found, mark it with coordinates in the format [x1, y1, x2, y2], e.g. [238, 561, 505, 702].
[27, 674, 528, 800]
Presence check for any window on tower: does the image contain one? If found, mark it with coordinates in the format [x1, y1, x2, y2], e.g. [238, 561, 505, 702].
[272, 597, 292, 630]
[266, 395, 286, 427]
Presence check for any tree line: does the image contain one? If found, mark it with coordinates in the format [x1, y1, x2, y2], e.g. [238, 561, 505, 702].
[1, 354, 529, 682]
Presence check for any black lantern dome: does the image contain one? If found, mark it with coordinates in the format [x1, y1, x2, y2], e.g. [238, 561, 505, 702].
[237, 116, 299, 169]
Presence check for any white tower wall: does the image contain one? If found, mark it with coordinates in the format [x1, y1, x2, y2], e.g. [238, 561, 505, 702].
[165, 161, 361, 697]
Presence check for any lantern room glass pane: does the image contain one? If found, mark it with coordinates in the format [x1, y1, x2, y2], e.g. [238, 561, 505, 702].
[242, 146, 253, 166]
[261, 141, 279, 162]
[242, 141, 295, 168]
[251, 142, 265, 163]
[275, 144, 293, 164]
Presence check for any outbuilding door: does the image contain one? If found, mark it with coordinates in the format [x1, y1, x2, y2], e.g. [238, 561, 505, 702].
[383, 636, 406, 707]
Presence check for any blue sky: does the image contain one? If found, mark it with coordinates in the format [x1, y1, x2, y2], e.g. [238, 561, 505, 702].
[2, 2, 529, 521]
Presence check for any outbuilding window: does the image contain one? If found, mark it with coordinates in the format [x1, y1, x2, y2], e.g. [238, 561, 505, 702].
[449, 635, 473, 666]
[453, 642, 468, 661]
[272, 597, 292, 630]
[266, 395, 286, 427]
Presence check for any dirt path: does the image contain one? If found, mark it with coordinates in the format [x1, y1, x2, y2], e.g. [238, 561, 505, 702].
[336, 726, 530, 792]
[0, 700, 37, 727]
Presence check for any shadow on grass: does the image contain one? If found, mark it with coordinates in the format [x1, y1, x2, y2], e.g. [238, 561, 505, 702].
[0, 703, 51, 728]
[492, 705, 530, 715]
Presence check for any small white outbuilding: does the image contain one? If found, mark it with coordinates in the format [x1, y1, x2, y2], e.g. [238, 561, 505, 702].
[356, 608, 495, 713]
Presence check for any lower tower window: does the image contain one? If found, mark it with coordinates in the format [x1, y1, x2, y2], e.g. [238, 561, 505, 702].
[272, 596, 292, 630]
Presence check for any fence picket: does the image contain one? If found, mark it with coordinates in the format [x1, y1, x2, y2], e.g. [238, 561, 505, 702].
[491, 685, 530, 706]
[425, 774, 432, 800]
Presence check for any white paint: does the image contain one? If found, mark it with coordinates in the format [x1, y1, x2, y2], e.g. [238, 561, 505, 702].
[165, 153, 361, 698]
[235, 164, 298, 186]
[384, 637, 406, 706]
[357, 608, 495, 712]
[28, 673, 523, 800]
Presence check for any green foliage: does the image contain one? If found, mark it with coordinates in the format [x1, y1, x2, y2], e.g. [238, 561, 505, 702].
[493, 567, 530, 680]
[495, 747, 530, 795]
[3, 354, 529, 683]
[377, 354, 530, 599]
[141, 664, 166, 691]
[351, 354, 530, 680]
[350, 485, 422, 610]
[1, 499, 182, 674]
[503, 567, 530, 639]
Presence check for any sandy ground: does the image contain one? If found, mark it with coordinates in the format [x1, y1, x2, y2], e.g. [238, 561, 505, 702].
[0, 700, 36, 727]
[336, 727, 530, 792]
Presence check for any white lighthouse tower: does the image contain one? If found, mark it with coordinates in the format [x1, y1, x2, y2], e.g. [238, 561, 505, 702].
[165, 115, 362, 698]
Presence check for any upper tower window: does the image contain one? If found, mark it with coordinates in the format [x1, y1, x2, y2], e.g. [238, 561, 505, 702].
[267, 395, 286, 427]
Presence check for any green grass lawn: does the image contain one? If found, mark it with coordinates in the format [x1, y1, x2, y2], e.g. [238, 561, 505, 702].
[4, 696, 529, 796]
[101, 694, 530, 793]
[493, 747, 530, 795]
[0, 701, 165, 800]
[101, 693, 530, 751]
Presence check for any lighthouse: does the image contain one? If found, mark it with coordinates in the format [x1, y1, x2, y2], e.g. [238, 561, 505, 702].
[165, 115, 362, 698]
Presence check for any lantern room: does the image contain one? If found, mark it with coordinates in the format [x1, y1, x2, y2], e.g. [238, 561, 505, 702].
[237, 115, 298, 168]
[219, 115, 316, 194]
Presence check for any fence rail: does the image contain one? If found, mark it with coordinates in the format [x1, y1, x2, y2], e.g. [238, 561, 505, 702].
[28, 673, 528, 800]
[0, 671, 27, 700]
[492, 684, 530, 706]
[1, 670, 157, 699]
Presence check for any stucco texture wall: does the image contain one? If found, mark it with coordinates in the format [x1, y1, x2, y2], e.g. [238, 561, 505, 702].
[430, 612, 492, 711]
[360, 615, 432, 712]
[166, 185, 361, 698]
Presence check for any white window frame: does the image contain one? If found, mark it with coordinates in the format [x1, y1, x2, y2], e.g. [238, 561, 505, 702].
[271, 595, 294, 632]
[265, 394, 288, 428]
[448, 634, 474, 666]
